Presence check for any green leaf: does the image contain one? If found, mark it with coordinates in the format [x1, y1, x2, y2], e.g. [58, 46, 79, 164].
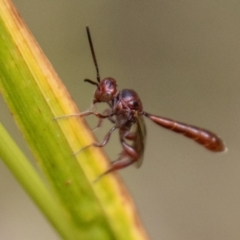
[0, 122, 80, 239]
[0, 1, 148, 240]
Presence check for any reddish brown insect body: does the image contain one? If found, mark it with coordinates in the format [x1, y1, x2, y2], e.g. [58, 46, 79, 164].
[143, 113, 224, 152]
[60, 27, 225, 180]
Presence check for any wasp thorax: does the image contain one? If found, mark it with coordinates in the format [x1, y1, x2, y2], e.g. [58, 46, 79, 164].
[119, 89, 143, 112]
[94, 77, 118, 103]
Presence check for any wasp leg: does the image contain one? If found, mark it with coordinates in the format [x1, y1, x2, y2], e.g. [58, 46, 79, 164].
[92, 109, 116, 131]
[93, 153, 131, 182]
[74, 126, 118, 155]
[124, 132, 136, 140]
[94, 136, 139, 182]
[54, 110, 114, 120]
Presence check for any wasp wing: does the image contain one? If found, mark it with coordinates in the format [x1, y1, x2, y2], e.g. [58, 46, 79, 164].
[133, 114, 147, 168]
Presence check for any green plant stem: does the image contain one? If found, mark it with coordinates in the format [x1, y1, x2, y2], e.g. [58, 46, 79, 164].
[0, 123, 80, 239]
[0, 1, 149, 239]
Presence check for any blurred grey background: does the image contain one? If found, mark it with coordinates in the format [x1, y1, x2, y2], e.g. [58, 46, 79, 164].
[1, 1, 239, 239]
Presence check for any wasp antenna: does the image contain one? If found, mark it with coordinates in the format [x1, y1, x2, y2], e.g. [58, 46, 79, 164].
[86, 26, 101, 83]
[84, 78, 100, 89]
[84, 79, 99, 86]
